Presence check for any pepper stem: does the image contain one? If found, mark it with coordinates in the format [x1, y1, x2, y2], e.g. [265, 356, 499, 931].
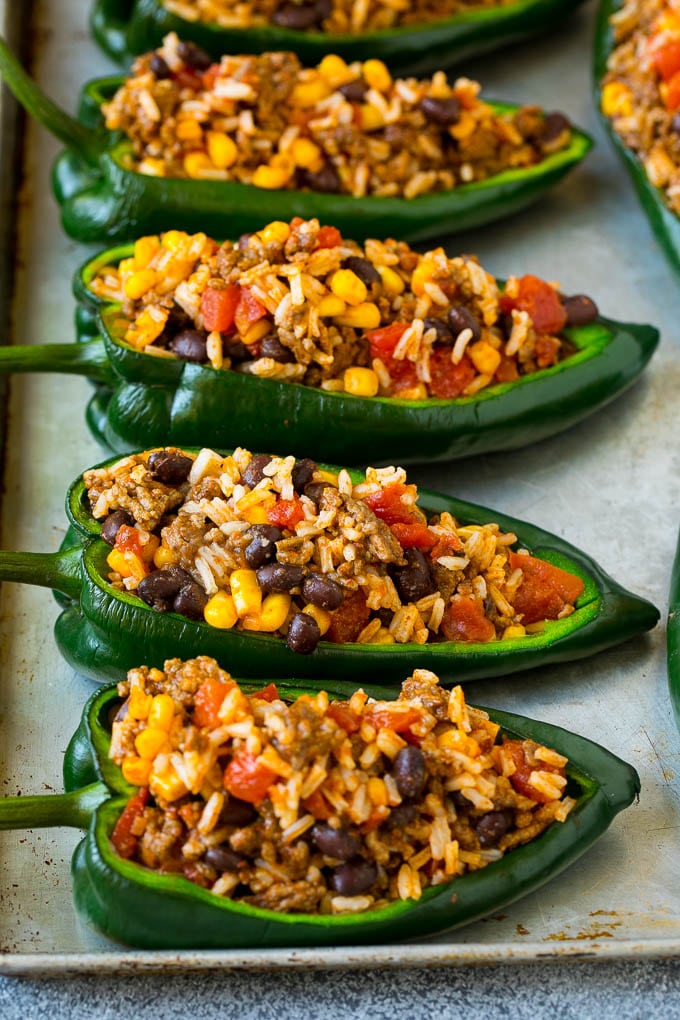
[0, 36, 101, 165]
[0, 546, 82, 601]
[0, 338, 115, 386]
[0, 783, 108, 831]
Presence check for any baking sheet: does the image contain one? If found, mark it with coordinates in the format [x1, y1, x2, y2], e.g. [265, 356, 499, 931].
[0, 0, 679, 975]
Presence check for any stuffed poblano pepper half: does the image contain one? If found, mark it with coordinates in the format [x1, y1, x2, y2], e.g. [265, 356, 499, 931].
[0, 661, 640, 948]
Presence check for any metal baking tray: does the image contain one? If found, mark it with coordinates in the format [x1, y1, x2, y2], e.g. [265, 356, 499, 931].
[1, 0, 678, 976]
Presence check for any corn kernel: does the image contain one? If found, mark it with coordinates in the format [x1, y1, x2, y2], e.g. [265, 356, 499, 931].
[468, 340, 501, 376]
[139, 533, 160, 564]
[362, 59, 392, 93]
[318, 54, 353, 87]
[128, 688, 152, 720]
[106, 547, 148, 582]
[376, 265, 405, 297]
[303, 603, 331, 635]
[133, 235, 160, 269]
[411, 259, 437, 296]
[290, 78, 331, 107]
[204, 591, 239, 630]
[503, 624, 527, 640]
[153, 544, 177, 569]
[138, 157, 166, 177]
[183, 151, 215, 178]
[269, 152, 295, 172]
[601, 81, 633, 118]
[241, 319, 271, 346]
[135, 726, 170, 760]
[206, 130, 238, 168]
[291, 137, 323, 172]
[119, 257, 135, 276]
[258, 220, 291, 245]
[251, 165, 291, 189]
[344, 366, 379, 397]
[243, 593, 291, 632]
[315, 469, 339, 486]
[176, 119, 203, 142]
[370, 627, 395, 644]
[122, 755, 152, 786]
[367, 776, 389, 807]
[317, 294, 346, 317]
[396, 383, 428, 401]
[335, 302, 381, 329]
[241, 503, 274, 524]
[331, 269, 368, 306]
[148, 694, 175, 731]
[359, 104, 384, 131]
[162, 230, 189, 251]
[449, 112, 477, 140]
[230, 569, 262, 618]
[150, 765, 187, 803]
[124, 269, 158, 300]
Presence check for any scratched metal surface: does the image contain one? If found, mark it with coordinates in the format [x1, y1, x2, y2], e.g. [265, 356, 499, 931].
[0, 0, 678, 977]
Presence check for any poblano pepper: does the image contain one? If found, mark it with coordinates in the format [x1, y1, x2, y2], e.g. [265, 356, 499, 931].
[90, 0, 588, 76]
[0, 37, 592, 245]
[667, 530, 680, 732]
[0, 676, 639, 948]
[0, 242, 659, 465]
[0, 449, 659, 685]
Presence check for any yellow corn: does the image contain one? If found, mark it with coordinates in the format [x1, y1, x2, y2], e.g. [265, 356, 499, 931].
[153, 544, 177, 569]
[206, 130, 238, 168]
[330, 269, 367, 306]
[106, 547, 148, 583]
[601, 81, 633, 118]
[396, 383, 428, 401]
[468, 340, 501, 376]
[121, 755, 152, 786]
[291, 137, 324, 171]
[258, 220, 291, 245]
[138, 157, 166, 177]
[251, 165, 291, 190]
[317, 54, 353, 87]
[243, 593, 291, 632]
[370, 627, 395, 645]
[150, 765, 187, 803]
[438, 729, 480, 756]
[183, 151, 215, 178]
[303, 603, 331, 635]
[176, 119, 203, 142]
[367, 776, 389, 807]
[162, 229, 190, 251]
[503, 624, 526, 640]
[241, 319, 271, 346]
[290, 78, 331, 107]
[449, 112, 477, 140]
[359, 104, 384, 131]
[135, 726, 170, 760]
[376, 265, 405, 296]
[335, 302, 381, 329]
[204, 591, 239, 630]
[125, 307, 167, 349]
[128, 688, 152, 720]
[119, 257, 136, 276]
[344, 366, 379, 397]
[133, 235, 160, 269]
[315, 469, 339, 486]
[241, 503, 274, 524]
[230, 569, 262, 618]
[362, 59, 392, 93]
[317, 294, 346, 317]
[124, 269, 158, 300]
[148, 694, 175, 732]
[410, 259, 437, 296]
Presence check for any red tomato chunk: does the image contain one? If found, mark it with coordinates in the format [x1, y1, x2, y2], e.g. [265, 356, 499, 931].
[111, 787, 149, 859]
[223, 752, 276, 805]
[509, 551, 585, 625]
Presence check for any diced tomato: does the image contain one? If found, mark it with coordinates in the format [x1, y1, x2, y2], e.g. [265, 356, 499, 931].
[194, 676, 235, 729]
[250, 682, 280, 703]
[503, 739, 565, 804]
[174, 68, 204, 91]
[111, 787, 149, 860]
[509, 551, 585, 625]
[223, 752, 276, 805]
[201, 285, 240, 333]
[363, 482, 420, 526]
[389, 360, 421, 395]
[267, 497, 305, 530]
[495, 354, 520, 383]
[290, 216, 304, 230]
[367, 705, 423, 734]
[500, 275, 567, 334]
[428, 349, 476, 399]
[429, 532, 464, 560]
[389, 521, 438, 550]
[440, 595, 496, 643]
[326, 589, 371, 644]
[114, 525, 144, 558]
[201, 64, 222, 90]
[301, 788, 333, 819]
[315, 225, 343, 248]
[367, 322, 409, 360]
[664, 69, 680, 110]
[326, 702, 361, 733]
[234, 286, 267, 335]
[654, 40, 680, 80]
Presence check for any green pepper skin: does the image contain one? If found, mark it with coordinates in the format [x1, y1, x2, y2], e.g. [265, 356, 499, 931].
[667, 530, 680, 732]
[92, 0, 588, 76]
[0, 680, 640, 948]
[595, 0, 680, 275]
[0, 453, 659, 686]
[0, 40, 592, 245]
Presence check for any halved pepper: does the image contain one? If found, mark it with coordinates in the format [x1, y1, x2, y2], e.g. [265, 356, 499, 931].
[0, 450, 659, 685]
[595, 0, 680, 275]
[0, 245, 659, 465]
[0, 37, 592, 245]
[0, 676, 639, 948]
[90, 0, 588, 75]
[667, 529, 680, 731]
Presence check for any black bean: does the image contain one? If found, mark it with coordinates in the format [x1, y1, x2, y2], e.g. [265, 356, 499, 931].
[447, 305, 481, 342]
[155, 306, 193, 347]
[149, 53, 171, 79]
[221, 797, 257, 826]
[291, 458, 317, 492]
[260, 336, 294, 363]
[147, 449, 193, 485]
[286, 613, 321, 654]
[204, 847, 244, 872]
[244, 525, 282, 569]
[386, 803, 417, 829]
[310, 823, 360, 861]
[540, 111, 571, 144]
[562, 294, 599, 327]
[272, 1, 322, 29]
[475, 810, 513, 848]
[392, 746, 427, 800]
[671, 113, 680, 135]
[242, 453, 272, 488]
[137, 566, 194, 612]
[338, 78, 368, 103]
[423, 317, 454, 345]
[173, 582, 208, 620]
[330, 859, 378, 896]
[100, 509, 134, 546]
[296, 164, 341, 194]
[391, 549, 434, 604]
[225, 340, 254, 363]
[170, 329, 207, 363]
[302, 574, 344, 611]
[342, 256, 381, 286]
[420, 95, 461, 126]
[315, 0, 332, 19]
[256, 563, 305, 594]
[304, 481, 334, 508]
[177, 40, 212, 70]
